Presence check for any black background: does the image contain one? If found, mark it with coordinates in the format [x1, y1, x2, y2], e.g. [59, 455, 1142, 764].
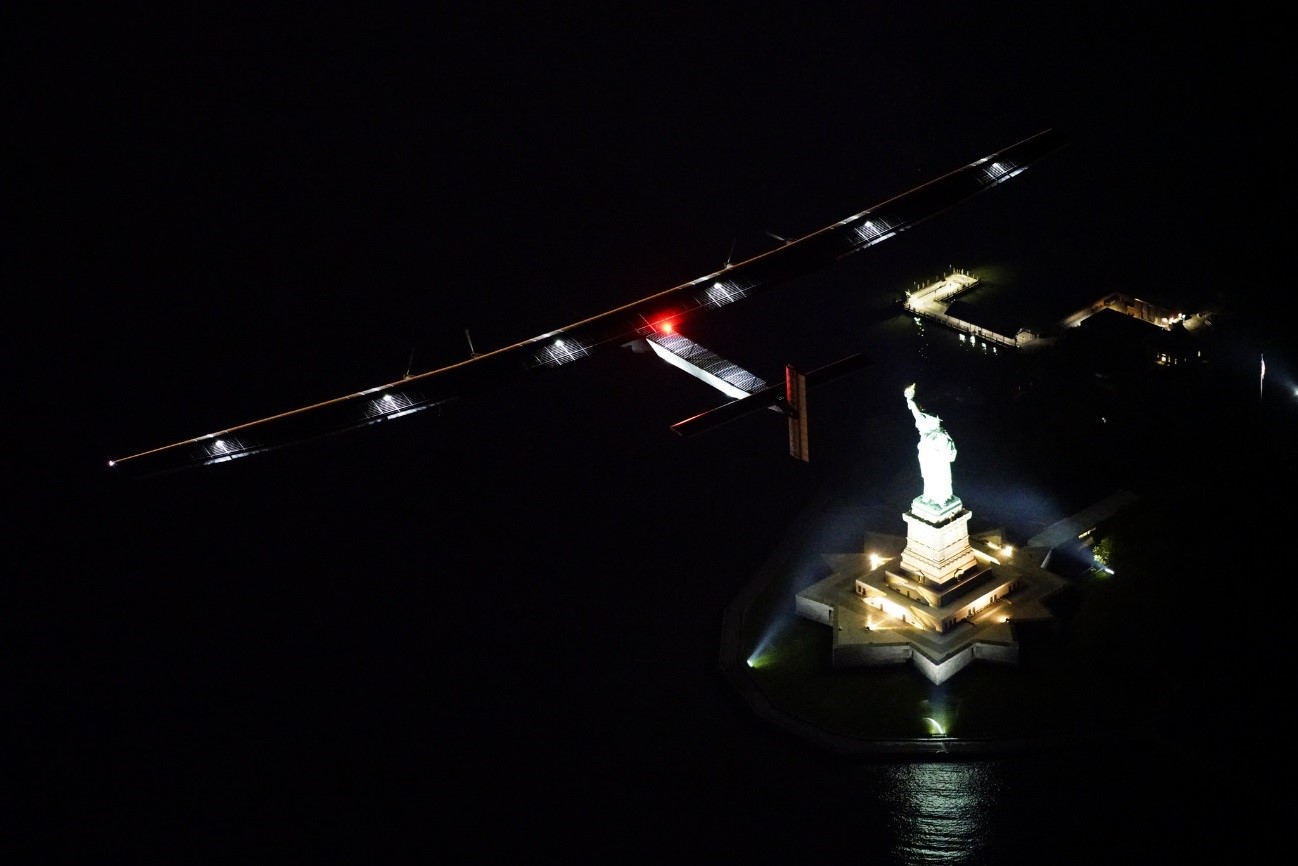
[10, 4, 1289, 861]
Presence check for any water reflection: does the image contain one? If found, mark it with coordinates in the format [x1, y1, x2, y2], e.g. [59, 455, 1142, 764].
[883, 761, 1002, 865]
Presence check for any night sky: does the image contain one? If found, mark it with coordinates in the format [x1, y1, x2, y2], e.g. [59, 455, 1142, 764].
[12, 4, 1291, 860]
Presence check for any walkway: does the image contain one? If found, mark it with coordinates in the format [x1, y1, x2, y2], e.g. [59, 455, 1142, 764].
[903, 270, 1025, 348]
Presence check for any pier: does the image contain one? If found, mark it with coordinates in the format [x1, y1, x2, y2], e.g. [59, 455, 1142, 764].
[903, 270, 1028, 348]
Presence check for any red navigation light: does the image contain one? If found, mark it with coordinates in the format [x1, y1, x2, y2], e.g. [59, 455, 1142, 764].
[658, 320, 675, 334]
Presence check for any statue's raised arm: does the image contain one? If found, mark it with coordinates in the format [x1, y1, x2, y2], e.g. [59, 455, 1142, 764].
[904, 383, 922, 425]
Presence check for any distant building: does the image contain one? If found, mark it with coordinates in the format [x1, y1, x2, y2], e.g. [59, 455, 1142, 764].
[1072, 305, 1202, 373]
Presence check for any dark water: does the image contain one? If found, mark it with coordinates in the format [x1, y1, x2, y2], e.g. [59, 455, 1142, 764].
[899, 762, 1025, 862]
[872, 753, 1214, 864]
[882, 761, 1033, 864]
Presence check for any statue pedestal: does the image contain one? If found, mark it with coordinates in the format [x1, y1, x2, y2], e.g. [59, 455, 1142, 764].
[900, 497, 977, 586]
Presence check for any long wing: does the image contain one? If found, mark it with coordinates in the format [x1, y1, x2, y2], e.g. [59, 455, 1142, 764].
[108, 128, 1067, 476]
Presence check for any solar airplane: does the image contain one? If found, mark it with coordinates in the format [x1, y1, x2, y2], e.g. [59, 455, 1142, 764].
[108, 129, 1067, 477]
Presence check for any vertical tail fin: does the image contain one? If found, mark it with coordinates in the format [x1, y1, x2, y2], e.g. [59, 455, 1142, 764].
[786, 365, 809, 463]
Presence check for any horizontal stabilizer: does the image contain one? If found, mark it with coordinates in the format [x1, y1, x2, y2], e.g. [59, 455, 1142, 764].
[670, 352, 871, 439]
[803, 352, 873, 388]
[670, 381, 788, 438]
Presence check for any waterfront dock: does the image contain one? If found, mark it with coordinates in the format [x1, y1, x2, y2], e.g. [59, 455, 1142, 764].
[903, 270, 1029, 348]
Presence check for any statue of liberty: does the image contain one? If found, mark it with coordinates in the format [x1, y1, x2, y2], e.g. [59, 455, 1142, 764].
[904, 384, 957, 507]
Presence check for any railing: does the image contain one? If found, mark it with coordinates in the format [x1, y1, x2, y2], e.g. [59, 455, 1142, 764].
[906, 305, 1020, 348]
